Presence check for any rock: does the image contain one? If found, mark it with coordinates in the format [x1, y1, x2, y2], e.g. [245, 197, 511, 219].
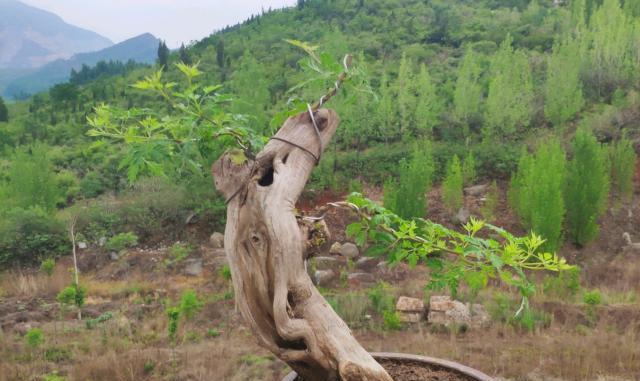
[184, 258, 203, 276]
[313, 256, 340, 271]
[339, 242, 360, 259]
[77, 242, 87, 249]
[454, 207, 471, 224]
[210, 232, 225, 249]
[428, 295, 471, 327]
[377, 261, 388, 270]
[347, 272, 374, 284]
[396, 296, 425, 323]
[109, 252, 119, 261]
[314, 270, 336, 287]
[464, 184, 489, 197]
[469, 303, 491, 328]
[355, 257, 378, 271]
[329, 242, 342, 255]
[622, 232, 640, 250]
[98, 237, 107, 247]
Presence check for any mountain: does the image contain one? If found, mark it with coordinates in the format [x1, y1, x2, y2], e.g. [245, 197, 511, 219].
[0, 0, 113, 70]
[3, 33, 160, 98]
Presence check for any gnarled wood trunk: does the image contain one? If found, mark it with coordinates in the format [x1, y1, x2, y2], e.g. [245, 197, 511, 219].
[212, 109, 392, 381]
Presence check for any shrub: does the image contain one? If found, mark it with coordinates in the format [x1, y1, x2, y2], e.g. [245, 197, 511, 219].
[481, 180, 499, 221]
[25, 328, 44, 350]
[384, 143, 434, 219]
[442, 155, 463, 212]
[325, 292, 370, 327]
[609, 134, 637, 202]
[105, 232, 138, 252]
[166, 306, 180, 343]
[164, 243, 191, 267]
[583, 289, 603, 306]
[179, 289, 203, 320]
[565, 126, 610, 246]
[462, 152, 477, 186]
[382, 310, 403, 331]
[219, 264, 232, 281]
[509, 138, 566, 251]
[0, 207, 69, 266]
[40, 258, 56, 276]
[79, 171, 106, 199]
[367, 282, 395, 314]
[57, 283, 86, 310]
[542, 267, 581, 300]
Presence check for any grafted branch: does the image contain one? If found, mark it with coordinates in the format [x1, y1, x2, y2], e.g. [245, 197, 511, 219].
[213, 109, 392, 381]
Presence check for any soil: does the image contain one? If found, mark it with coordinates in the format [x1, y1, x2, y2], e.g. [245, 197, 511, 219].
[293, 358, 477, 381]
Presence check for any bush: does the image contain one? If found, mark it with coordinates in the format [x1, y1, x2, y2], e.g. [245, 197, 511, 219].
[164, 243, 191, 267]
[57, 283, 86, 309]
[565, 127, 610, 246]
[542, 267, 581, 300]
[442, 155, 463, 212]
[583, 289, 603, 306]
[25, 328, 44, 349]
[609, 134, 637, 202]
[79, 171, 106, 199]
[0, 207, 69, 266]
[40, 258, 56, 276]
[509, 138, 566, 251]
[382, 310, 403, 331]
[179, 289, 203, 320]
[367, 282, 395, 314]
[105, 232, 138, 252]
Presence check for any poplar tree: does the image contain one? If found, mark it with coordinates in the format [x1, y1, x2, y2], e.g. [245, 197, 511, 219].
[545, 36, 584, 127]
[509, 138, 566, 252]
[442, 155, 463, 213]
[396, 53, 415, 138]
[0, 96, 8, 122]
[414, 64, 440, 137]
[609, 134, 637, 202]
[157, 41, 170, 70]
[453, 47, 483, 130]
[376, 72, 396, 142]
[565, 126, 610, 246]
[484, 35, 534, 141]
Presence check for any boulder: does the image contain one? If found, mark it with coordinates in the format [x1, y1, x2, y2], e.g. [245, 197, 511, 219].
[464, 184, 488, 197]
[210, 232, 225, 249]
[98, 237, 107, 247]
[329, 242, 342, 255]
[347, 272, 374, 284]
[313, 256, 340, 271]
[396, 296, 425, 323]
[469, 303, 491, 328]
[340, 242, 360, 259]
[454, 207, 471, 224]
[355, 257, 378, 271]
[314, 270, 336, 287]
[428, 295, 471, 327]
[184, 258, 203, 276]
[109, 252, 119, 261]
[77, 242, 88, 249]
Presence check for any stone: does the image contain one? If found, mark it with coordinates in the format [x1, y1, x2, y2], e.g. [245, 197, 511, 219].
[313, 256, 340, 271]
[347, 272, 374, 284]
[184, 258, 203, 276]
[428, 295, 471, 327]
[399, 312, 422, 323]
[355, 257, 378, 271]
[77, 242, 88, 249]
[339, 242, 359, 259]
[454, 207, 471, 224]
[464, 184, 488, 197]
[396, 296, 424, 312]
[210, 232, 225, 249]
[329, 242, 342, 255]
[314, 270, 336, 287]
[98, 237, 107, 247]
[109, 252, 119, 261]
[469, 303, 491, 328]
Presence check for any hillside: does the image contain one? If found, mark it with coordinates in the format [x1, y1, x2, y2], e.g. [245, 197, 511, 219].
[0, 0, 113, 70]
[2, 33, 160, 98]
[0, 0, 640, 380]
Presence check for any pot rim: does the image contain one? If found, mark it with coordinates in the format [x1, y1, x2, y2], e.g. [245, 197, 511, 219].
[281, 352, 494, 381]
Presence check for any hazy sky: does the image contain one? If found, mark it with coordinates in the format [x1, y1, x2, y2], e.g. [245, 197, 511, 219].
[21, 0, 296, 48]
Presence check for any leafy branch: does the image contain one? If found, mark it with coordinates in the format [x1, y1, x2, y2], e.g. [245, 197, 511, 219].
[334, 193, 573, 311]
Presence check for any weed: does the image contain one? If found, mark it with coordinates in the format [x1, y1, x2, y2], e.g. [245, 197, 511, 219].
[382, 310, 403, 331]
[25, 327, 44, 350]
[105, 232, 138, 252]
[179, 289, 203, 320]
[163, 243, 191, 268]
[368, 282, 395, 314]
[40, 258, 56, 276]
[207, 328, 221, 338]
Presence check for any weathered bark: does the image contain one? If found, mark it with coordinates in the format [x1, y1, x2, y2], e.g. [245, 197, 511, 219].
[212, 109, 392, 381]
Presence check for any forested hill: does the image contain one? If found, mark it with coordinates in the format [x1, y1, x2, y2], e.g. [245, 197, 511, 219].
[0, 0, 639, 266]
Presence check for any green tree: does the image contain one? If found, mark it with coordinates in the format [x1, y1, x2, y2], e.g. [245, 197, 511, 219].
[229, 52, 271, 134]
[509, 138, 566, 251]
[545, 36, 584, 127]
[157, 40, 170, 69]
[484, 35, 534, 141]
[609, 134, 637, 202]
[565, 126, 610, 246]
[0, 96, 8, 122]
[396, 52, 415, 138]
[179, 43, 192, 65]
[453, 47, 483, 130]
[384, 143, 434, 219]
[376, 72, 396, 142]
[3, 145, 60, 212]
[216, 39, 225, 68]
[414, 64, 440, 137]
[462, 151, 477, 186]
[442, 155, 463, 213]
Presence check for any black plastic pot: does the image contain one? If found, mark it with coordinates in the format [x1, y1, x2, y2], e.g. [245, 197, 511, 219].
[281, 352, 494, 381]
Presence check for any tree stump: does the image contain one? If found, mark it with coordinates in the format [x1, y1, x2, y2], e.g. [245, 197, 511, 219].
[212, 109, 392, 381]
